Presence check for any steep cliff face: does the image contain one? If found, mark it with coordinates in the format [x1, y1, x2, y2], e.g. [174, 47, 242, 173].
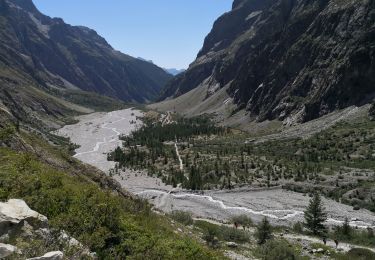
[0, 0, 172, 103]
[160, 0, 375, 123]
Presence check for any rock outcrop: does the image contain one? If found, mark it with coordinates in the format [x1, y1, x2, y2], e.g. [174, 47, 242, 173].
[160, 0, 375, 124]
[0, 199, 94, 259]
[28, 251, 64, 260]
[0, 199, 47, 238]
[0, 243, 18, 258]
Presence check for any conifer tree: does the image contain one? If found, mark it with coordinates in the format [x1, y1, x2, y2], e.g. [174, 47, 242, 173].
[304, 192, 327, 235]
[255, 217, 273, 244]
[341, 217, 351, 237]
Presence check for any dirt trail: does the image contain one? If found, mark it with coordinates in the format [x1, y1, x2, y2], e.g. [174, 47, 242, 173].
[284, 233, 375, 253]
[175, 142, 184, 171]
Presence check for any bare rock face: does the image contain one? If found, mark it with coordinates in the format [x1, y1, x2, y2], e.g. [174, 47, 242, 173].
[0, 199, 47, 224]
[0, 199, 48, 236]
[27, 251, 64, 260]
[0, 243, 18, 258]
[161, 0, 375, 123]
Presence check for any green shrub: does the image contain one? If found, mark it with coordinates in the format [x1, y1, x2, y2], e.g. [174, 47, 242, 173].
[369, 102, 375, 120]
[255, 217, 273, 244]
[170, 211, 194, 226]
[256, 240, 301, 260]
[0, 125, 16, 142]
[231, 215, 253, 229]
[195, 220, 250, 243]
[342, 248, 375, 260]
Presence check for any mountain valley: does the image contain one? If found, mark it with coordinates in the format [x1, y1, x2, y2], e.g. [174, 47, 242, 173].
[1, 0, 375, 259]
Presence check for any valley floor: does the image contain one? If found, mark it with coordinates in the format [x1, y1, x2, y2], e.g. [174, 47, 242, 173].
[55, 109, 375, 231]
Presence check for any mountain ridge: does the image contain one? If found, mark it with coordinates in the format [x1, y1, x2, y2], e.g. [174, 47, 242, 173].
[159, 0, 375, 124]
[0, 0, 172, 103]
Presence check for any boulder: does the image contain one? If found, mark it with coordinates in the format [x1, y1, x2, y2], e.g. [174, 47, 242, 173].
[0, 243, 18, 258]
[226, 242, 238, 248]
[28, 251, 64, 260]
[0, 199, 48, 236]
[59, 231, 81, 247]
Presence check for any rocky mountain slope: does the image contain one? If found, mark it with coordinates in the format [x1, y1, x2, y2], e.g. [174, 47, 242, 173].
[159, 0, 375, 124]
[0, 0, 172, 103]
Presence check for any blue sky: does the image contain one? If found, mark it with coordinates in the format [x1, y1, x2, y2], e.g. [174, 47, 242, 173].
[33, 0, 233, 69]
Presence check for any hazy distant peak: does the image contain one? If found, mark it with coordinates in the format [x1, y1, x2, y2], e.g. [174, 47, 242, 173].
[137, 57, 154, 64]
[163, 68, 186, 76]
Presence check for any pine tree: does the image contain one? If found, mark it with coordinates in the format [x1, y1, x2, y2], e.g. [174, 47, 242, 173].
[255, 217, 273, 244]
[341, 217, 351, 237]
[304, 192, 327, 235]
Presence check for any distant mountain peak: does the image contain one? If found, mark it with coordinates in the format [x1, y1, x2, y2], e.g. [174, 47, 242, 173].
[0, 0, 172, 103]
[163, 68, 186, 76]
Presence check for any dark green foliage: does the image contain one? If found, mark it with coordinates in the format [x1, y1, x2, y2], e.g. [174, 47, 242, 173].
[304, 192, 327, 235]
[292, 222, 304, 233]
[342, 217, 352, 238]
[231, 215, 253, 230]
[188, 165, 203, 190]
[369, 103, 375, 120]
[108, 116, 226, 190]
[344, 248, 375, 260]
[255, 217, 273, 245]
[0, 125, 16, 142]
[202, 227, 218, 248]
[121, 116, 225, 148]
[170, 211, 194, 226]
[195, 221, 250, 244]
[332, 226, 375, 248]
[256, 240, 301, 260]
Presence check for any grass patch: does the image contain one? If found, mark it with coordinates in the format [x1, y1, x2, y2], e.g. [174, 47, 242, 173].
[195, 220, 250, 244]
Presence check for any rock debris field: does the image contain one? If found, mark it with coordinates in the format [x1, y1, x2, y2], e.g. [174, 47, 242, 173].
[56, 109, 375, 229]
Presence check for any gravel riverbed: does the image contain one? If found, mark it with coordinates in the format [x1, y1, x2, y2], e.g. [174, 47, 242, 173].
[56, 109, 375, 229]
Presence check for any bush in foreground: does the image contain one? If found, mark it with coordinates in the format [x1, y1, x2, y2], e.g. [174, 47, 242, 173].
[256, 240, 302, 260]
[170, 210, 194, 226]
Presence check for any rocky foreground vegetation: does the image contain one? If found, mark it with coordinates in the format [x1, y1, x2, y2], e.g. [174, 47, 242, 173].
[0, 199, 93, 259]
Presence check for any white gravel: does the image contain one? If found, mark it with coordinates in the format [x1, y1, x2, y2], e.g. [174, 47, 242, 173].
[56, 109, 142, 172]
